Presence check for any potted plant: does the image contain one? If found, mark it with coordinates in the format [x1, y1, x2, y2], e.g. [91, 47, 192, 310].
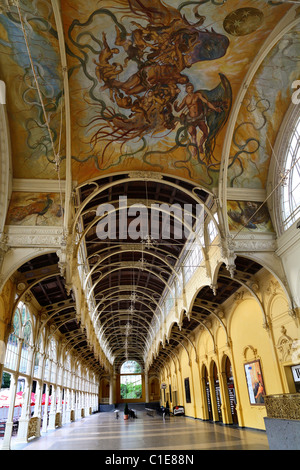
[124, 403, 129, 420]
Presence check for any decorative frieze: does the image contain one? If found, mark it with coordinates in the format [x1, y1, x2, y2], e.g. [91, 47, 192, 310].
[0, 233, 9, 270]
[27, 417, 40, 440]
[265, 394, 300, 420]
[128, 171, 163, 180]
[6, 226, 64, 248]
[230, 238, 277, 252]
[276, 326, 299, 362]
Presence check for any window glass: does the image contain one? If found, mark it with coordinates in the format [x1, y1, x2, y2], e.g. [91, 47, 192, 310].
[120, 360, 141, 374]
[120, 361, 142, 399]
[120, 374, 142, 399]
[207, 213, 219, 243]
[281, 116, 300, 229]
[5, 314, 19, 371]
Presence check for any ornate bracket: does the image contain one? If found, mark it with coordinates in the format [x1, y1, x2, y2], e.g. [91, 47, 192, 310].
[0, 233, 9, 271]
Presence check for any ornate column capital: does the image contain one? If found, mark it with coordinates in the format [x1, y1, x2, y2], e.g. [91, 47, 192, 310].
[0, 232, 10, 270]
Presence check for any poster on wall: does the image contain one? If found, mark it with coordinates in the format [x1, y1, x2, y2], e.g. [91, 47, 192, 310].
[244, 360, 266, 405]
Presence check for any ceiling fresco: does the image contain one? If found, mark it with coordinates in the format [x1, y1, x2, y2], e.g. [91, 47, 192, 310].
[0, 0, 65, 180]
[0, 0, 294, 191]
[64, 0, 291, 188]
[228, 22, 300, 189]
[0, 0, 299, 374]
[227, 200, 274, 232]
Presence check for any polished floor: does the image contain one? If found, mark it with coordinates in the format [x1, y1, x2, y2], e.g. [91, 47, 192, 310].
[9, 408, 269, 451]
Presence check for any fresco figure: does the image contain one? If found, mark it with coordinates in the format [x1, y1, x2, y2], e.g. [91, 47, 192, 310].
[227, 201, 272, 231]
[93, 33, 123, 99]
[174, 83, 222, 155]
[6, 193, 63, 227]
[87, 0, 231, 164]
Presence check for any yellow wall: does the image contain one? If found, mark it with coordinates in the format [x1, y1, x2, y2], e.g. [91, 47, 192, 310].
[158, 269, 300, 430]
[1, 264, 299, 431]
[149, 377, 160, 402]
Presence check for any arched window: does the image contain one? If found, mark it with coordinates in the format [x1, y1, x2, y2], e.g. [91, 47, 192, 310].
[4, 303, 33, 375]
[19, 309, 33, 375]
[120, 361, 142, 400]
[33, 336, 42, 378]
[64, 353, 71, 387]
[49, 339, 57, 383]
[4, 310, 20, 371]
[120, 360, 142, 374]
[280, 114, 300, 230]
[44, 356, 50, 381]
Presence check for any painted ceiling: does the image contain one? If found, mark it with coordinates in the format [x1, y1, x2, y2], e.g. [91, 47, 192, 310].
[1, 0, 299, 371]
[0, 0, 299, 194]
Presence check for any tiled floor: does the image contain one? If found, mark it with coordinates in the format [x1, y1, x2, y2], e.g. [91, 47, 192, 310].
[10, 409, 269, 451]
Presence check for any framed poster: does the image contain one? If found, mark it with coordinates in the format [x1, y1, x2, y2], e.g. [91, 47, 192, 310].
[244, 360, 266, 405]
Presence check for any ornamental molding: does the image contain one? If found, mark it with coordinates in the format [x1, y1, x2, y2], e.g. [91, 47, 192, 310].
[0, 232, 10, 270]
[6, 226, 64, 247]
[243, 345, 257, 360]
[229, 237, 277, 253]
[226, 188, 267, 202]
[233, 290, 245, 304]
[276, 326, 298, 363]
[128, 171, 163, 180]
[12, 178, 66, 193]
[266, 279, 281, 296]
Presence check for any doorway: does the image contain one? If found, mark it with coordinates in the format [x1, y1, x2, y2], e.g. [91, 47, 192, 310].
[204, 366, 213, 420]
[225, 356, 238, 425]
[213, 362, 222, 422]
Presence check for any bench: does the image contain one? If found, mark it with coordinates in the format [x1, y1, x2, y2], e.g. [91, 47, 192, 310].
[145, 408, 155, 417]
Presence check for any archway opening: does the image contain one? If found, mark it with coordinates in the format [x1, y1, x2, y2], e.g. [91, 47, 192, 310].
[119, 361, 143, 401]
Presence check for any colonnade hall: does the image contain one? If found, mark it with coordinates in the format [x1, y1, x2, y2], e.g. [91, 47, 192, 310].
[0, 0, 299, 454]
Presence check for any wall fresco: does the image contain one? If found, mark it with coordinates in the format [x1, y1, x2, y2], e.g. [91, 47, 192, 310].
[6, 192, 64, 226]
[0, 0, 65, 179]
[227, 200, 274, 232]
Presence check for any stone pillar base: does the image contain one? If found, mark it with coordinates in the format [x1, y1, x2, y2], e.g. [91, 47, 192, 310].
[264, 417, 300, 450]
[48, 412, 58, 430]
[27, 417, 41, 440]
[14, 418, 30, 443]
[64, 410, 71, 424]
[1, 422, 14, 450]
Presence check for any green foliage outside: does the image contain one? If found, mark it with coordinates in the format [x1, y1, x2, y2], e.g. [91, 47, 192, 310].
[1, 372, 11, 389]
[120, 376, 142, 399]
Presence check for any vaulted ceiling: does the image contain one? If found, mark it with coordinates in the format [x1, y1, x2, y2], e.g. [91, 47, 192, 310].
[1, 0, 299, 373]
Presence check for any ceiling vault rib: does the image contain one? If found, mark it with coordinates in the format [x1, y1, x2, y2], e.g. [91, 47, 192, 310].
[51, 0, 72, 234]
